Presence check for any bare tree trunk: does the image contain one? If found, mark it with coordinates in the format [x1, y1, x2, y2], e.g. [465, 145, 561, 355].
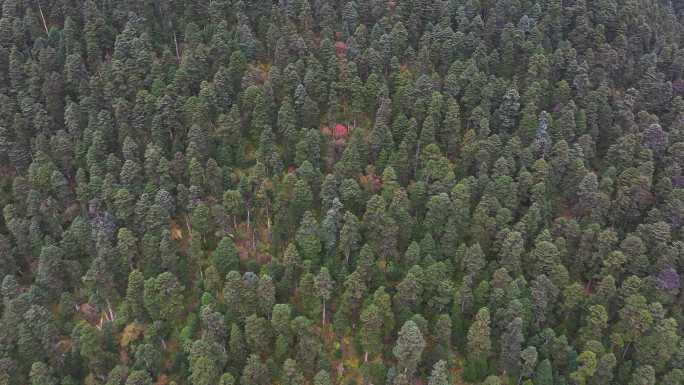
[322, 299, 326, 326]
[37, 3, 49, 35]
[622, 342, 632, 359]
[252, 228, 256, 251]
[185, 214, 192, 236]
[266, 205, 271, 230]
[173, 33, 181, 63]
[414, 142, 421, 177]
[106, 300, 115, 321]
[247, 208, 251, 230]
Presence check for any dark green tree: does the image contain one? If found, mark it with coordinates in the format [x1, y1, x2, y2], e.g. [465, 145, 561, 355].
[393, 320, 426, 377]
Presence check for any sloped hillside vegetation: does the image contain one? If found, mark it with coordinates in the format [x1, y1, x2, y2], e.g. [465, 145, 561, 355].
[1, 1, 684, 385]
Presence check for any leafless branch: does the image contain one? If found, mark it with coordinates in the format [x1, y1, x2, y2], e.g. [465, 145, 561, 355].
[37, 2, 49, 35]
[174, 33, 181, 63]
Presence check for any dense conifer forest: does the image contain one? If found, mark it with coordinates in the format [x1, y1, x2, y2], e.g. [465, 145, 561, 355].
[2, 0, 684, 384]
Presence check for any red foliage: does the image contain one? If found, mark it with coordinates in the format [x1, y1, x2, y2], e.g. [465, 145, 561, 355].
[334, 123, 348, 137]
[335, 41, 347, 58]
[321, 124, 348, 138]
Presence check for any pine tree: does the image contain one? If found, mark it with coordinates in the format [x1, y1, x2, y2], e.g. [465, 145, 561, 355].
[467, 307, 492, 360]
[124, 370, 153, 385]
[313, 370, 332, 385]
[339, 211, 361, 265]
[427, 360, 449, 385]
[314, 267, 334, 325]
[281, 359, 305, 385]
[360, 304, 383, 361]
[229, 324, 247, 369]
[219, 373, 236, 385]
[29, 362, 57, 385]
[189, 356, 220, 385]
[143, 272, 185, 322]
[494, 88, 520, 134]
[125, 269, 145, 321]
[298, 272, 320, 320]
[296, 211, 321, 262]
[241, 354, 270, 385]
[244, 314, 272, 355]
[257, 274, 276, 318]
[212, 237, 240, 276]
[393, 320, 426, 376]
[257, 126, 282, 177]
[534, 359, 553, 385]
[500, 317, 523, 377]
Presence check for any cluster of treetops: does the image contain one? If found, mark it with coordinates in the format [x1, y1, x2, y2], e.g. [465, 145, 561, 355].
[1, 0, 684, 384]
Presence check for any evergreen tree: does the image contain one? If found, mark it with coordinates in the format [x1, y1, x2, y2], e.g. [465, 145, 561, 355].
[427, 360, 449, 385]
[314, 267, 334, 325]
[500, 317, 523, 377]
[241, 354, 270, 385]
[393, 320, 426, 376]
[465, 307, 492, 381]
[143, 272, 185, 322]
[0, 1, 683, 384]
[212, 237, 240, 276]
[360, 304, 383, 361]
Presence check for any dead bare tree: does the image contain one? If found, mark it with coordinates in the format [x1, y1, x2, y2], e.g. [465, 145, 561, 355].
[37, 2, 49, 35]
